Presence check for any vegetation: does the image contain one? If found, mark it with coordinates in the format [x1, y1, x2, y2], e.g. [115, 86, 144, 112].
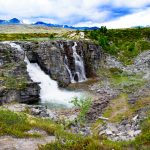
[71, 97, 92, 123]
[0, 33, 55, 41]
[102, 94, 131, 122]
[40, 96, 150, 150]
[3, 75, 28, 90]
[87, 27, 150, 65]
[0, 103, 149, 149]
[0, 108, 61, 138]
[40, 117, 150, 150]
[98, 67, 145, 93]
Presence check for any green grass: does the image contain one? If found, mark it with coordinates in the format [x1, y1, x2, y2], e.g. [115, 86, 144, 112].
[39, 130, 123, 150]
[3, 76, 28, 90]
[0, 33, 57, 41]
[87, 27, 150, 65]
[102, 94, 133, 122]
[0, 107, 149, 149]
[98, 68, 145, 93]
[0, 109, 61, 138]
[0, 63, 28, 90]
[40, 116, 150, 150]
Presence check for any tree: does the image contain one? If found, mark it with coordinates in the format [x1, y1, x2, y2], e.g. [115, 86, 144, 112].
[99, 26, 107, 34]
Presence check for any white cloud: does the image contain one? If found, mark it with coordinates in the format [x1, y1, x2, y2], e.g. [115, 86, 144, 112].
[0, 0, 150, 27]
[75, 8, 150, 28]
[111, 0, 150, 8]
[0, 0, 108, 19]
[101, 7, 150, 28]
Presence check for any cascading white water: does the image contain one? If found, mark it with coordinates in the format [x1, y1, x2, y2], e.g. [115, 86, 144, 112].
[8, 42, 82, 107]
[64, 56, 75, 83]
[24, 57, 80, 107]
[72, 42, 87, 82]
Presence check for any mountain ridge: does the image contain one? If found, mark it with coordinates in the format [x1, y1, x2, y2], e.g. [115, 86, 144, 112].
[0, 18, 99, 30]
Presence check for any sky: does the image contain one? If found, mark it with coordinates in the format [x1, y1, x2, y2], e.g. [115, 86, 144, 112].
[0, 0, 150, 28]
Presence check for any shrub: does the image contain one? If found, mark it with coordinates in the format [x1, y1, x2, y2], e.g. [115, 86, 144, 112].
[71, 97, 92, 123]
[49, 34, 54, 39]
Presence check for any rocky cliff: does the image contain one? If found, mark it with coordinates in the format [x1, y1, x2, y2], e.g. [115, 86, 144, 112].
[0, 42, 40, 104]
[21, 40, 103, 86]
[0, 40, 103, 104]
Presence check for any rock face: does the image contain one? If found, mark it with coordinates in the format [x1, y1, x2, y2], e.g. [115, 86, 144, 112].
[21, 40, 103, 86]
[87, 83, 120, 121]
[99, 109, 149, 141]
[0, 40, 103, 104]
[0, 42, 40, 104]
[105, 50, 150, 77]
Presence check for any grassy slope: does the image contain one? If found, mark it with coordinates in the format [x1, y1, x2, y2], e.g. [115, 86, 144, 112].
[0, 25, 72, 34]
[0, 108, 61, 138]
[87, 27, 150, 65]
[0, 25, 74, 41]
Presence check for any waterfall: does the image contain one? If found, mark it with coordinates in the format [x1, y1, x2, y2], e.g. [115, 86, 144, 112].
[24, 57, 80, 107]
[72, 42, 87, 82]
[60, 42, 87, 83]
[60, 43, 75, 83]
[64, 56, 75, 83]
[8, 42, 81, 107]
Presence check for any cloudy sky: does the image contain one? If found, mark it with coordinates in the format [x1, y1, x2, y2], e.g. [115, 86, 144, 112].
[0, 0, 150, 28]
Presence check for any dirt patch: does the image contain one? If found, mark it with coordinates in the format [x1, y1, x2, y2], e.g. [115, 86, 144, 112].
[0, 129, 55, 150]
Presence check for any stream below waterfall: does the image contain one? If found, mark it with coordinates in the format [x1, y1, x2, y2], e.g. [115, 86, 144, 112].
[7, 42, 85, 108]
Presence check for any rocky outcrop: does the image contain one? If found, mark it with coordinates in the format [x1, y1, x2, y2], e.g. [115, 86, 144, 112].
[105, 50, 150, 78]
[0, 42, 40, 104]
[87, 83, 120, 121]
[0, 40, 103, 104]
[99, 107, 149, 141]
[21, 40, 103, 86]
[0, 83, 40, 104]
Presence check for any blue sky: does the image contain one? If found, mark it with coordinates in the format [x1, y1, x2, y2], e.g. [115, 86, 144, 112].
[0, 0, 150, 28]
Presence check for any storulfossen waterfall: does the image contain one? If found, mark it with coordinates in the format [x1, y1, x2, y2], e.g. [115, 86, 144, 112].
[8, 42, 81, 107]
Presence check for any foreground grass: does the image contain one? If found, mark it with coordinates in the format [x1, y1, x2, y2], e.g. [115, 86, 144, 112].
[0, 108, 149, 149]
[0, 109, 61, 138]
[39, 117, 150, 150]
[103, 93, 150, 123]
[103, 94, 131, 122]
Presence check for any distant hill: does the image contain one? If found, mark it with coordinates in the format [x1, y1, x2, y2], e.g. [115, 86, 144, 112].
[34, 21, 99, 30]
[0, 18, 99, 30]
[0, 18, 21, 25]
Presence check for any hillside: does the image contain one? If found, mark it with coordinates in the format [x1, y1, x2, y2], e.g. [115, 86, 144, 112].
[86, 27, 150, 65]
[0, 27, 150, 150]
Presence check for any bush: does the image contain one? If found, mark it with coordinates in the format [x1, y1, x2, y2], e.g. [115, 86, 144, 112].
[71, 97, 92, 123]
[49, 34, 55, 39]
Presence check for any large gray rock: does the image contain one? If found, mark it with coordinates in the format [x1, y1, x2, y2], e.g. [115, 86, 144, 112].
[21, 40, 103, 86]
[0, 42, 40, 104]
